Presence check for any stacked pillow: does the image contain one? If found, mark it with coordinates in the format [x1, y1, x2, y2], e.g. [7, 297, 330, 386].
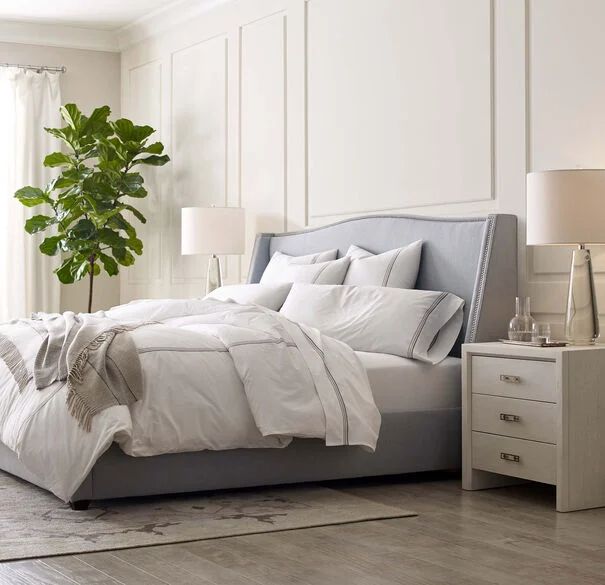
[344, 241, 422, 288]
[260, 250, 350, 285]
[258, 240, 422, 288]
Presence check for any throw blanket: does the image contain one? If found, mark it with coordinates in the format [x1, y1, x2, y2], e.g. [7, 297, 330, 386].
[32, 313, 145, 431]
[0, 299, 380, 501]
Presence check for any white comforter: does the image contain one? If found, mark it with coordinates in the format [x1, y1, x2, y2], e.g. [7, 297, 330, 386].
[0, 299, 380, 501]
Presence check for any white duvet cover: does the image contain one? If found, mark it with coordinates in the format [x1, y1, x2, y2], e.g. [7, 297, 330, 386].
[0, 299, 380, 501]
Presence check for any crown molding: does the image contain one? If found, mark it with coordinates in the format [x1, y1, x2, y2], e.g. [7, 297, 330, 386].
[0, 20, 119, 52]
[117, 0, 231, 50]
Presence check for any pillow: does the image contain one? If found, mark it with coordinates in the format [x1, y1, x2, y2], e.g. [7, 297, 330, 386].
[280, 283, 464, 364]
[205, 283, 292, 311]
[261, 256, 350, 285]
[343, 241, 422, 289]
[260, 249, 338, 284]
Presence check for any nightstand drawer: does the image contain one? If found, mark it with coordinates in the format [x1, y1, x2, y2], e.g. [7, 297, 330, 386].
[472, 431, 556, 485]
[472, 394, 557, 444]
[472, 356, 556, 402]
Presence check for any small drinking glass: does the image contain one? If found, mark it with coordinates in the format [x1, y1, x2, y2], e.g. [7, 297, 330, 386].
[532, 322, 551, 344]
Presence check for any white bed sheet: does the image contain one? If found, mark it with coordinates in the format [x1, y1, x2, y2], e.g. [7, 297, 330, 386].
[356, 351, 461, 413]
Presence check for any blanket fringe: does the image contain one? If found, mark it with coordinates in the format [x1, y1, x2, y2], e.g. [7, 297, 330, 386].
[66, 386, 95, 433]
[0, 333, 29, 392]
[65, 322, 155, 431]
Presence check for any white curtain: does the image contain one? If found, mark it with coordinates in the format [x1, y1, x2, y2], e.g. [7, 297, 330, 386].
[0, 69, 62, 321]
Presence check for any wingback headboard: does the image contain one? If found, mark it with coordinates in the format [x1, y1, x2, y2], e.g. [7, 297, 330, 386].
[247, 214, 517, 356]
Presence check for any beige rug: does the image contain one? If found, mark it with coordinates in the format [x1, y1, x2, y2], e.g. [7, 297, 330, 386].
[0, 471, 415, 561]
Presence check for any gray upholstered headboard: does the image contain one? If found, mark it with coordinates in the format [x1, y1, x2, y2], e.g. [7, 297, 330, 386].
[247, 214, 517, 356]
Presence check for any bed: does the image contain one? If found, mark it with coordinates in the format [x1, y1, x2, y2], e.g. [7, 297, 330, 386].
[0, 213, 517, 509]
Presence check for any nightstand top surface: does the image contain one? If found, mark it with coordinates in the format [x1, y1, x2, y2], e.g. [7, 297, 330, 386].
[462, 341, 605, 359]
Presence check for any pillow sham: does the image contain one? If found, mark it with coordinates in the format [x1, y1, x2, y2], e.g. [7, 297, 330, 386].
[260, 249, 338, 284]
[343, 240, 422, 289]
[280, 283, 464, 364]
[261, 255, 350, 285]
[205, 283, 293, 311]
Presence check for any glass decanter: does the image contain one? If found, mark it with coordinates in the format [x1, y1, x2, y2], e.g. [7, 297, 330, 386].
[508, 296, 535, 342]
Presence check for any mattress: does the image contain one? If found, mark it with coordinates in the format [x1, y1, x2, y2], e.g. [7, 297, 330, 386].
[356, 351, 461, 413]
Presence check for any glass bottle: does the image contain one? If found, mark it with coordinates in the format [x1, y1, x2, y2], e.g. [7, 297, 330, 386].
[508, 296, 535, 342]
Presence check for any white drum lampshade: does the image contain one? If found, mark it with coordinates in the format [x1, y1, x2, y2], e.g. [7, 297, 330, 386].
[181, 206, 245, 255]
[527, 170, 605, 246]
[526, 170, 605, 344]
[181, 206, 246, 294]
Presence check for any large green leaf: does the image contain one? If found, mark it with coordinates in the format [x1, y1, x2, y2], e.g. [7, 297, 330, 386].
[68, 218, 96, 240]
[82, 174, 116, 199]
[39, 235, 63, 256]
[43, 152, 73, 168]
[120, 173, 144, 193]
[98, 228, 127, 248]
[108, 214, 136, 238]
[112, 247, 135, 267]
[25, 215, 56, 234]
[126, 236, 143, 255]
[60, 104, 83, 131]
[99, 253, 119, 276]
[73, 257, 91, 281]
[133, 154, 170, 167]
[112, 119, 155, 143]
[44, 126, 76, 147]
[144, 142, 164, 155]
[14, 186, 48, 207]
[55, 257, 76, 284]
[123, 205, 147, 224]
[83, 105, 111, 135]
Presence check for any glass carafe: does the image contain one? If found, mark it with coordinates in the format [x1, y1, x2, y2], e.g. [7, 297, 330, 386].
[508, 296, 535, 342]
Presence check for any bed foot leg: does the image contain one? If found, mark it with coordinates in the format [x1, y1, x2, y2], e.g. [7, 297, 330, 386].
[69, 499, 91, 511]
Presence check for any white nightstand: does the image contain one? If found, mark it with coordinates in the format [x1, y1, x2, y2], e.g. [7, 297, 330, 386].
[462, 342, 605, 512]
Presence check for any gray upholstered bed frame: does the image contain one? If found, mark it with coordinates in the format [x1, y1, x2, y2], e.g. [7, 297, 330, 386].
[0, 213, 517, 508]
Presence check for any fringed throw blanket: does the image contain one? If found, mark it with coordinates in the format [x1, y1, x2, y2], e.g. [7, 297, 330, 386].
[0, 312, 145, 431]
[32, 312, 145, 431]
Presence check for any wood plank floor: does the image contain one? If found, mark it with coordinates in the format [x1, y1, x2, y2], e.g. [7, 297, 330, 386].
[2, 473, 605, 585]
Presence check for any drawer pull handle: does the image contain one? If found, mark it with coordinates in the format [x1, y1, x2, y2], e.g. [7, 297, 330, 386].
[499, 413, 521, 422]
[500, 374, 520, 384]
[500, 452, 520, 463]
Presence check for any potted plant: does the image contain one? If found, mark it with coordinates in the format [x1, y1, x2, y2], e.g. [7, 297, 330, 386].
[14, 104, 169, 312]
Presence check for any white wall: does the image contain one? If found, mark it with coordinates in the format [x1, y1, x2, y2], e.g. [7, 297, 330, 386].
[120, 0, 605, 335]
[0, 42, 121, 312]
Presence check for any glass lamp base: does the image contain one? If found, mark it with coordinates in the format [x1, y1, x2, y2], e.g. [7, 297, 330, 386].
[565, 246, 599, 345]
[206, 254, 223, 295]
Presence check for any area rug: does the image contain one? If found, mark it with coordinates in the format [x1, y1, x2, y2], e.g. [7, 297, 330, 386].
[0, 471, 416, 561]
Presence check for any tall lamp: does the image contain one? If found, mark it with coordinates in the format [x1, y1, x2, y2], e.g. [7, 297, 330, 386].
[527, 170, 605, 344]
[181, 206, 245, 294]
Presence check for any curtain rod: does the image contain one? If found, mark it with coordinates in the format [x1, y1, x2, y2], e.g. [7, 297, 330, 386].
[0, 63, 67, 74]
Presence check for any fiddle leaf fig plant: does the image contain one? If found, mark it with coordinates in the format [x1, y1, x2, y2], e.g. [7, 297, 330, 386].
[14, 104, 169, 312]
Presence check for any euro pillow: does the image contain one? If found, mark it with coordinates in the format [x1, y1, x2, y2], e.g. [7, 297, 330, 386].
[205, 283, 292, 311]
[344, 241, 422, 289]
[280, 283, 464, 364]
[260, 249, 337, 284]
[261, 256, 350, 285]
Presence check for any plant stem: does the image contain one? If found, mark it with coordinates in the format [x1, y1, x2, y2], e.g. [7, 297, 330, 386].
[87, 255, 95, 313]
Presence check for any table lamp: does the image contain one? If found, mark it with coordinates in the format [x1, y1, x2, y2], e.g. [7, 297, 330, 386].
[527, 170, 605, 344]
[181, 206, 245, 294]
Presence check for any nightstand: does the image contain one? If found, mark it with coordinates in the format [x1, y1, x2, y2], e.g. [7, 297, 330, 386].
[462, 342, 605, 512]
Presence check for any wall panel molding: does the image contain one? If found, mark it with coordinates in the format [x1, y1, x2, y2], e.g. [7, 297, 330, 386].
[306, 0, 494, 220]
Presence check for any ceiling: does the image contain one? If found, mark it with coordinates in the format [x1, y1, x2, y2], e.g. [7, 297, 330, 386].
[0, 0, 179, 30]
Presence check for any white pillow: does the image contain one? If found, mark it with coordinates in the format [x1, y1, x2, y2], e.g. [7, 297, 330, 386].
[205, 283, 292, 311]
[260, 249, 338, 284]
[344, 241, 422, 289]
[280, 283, 464, 364]
[261, 256, 350, 285]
